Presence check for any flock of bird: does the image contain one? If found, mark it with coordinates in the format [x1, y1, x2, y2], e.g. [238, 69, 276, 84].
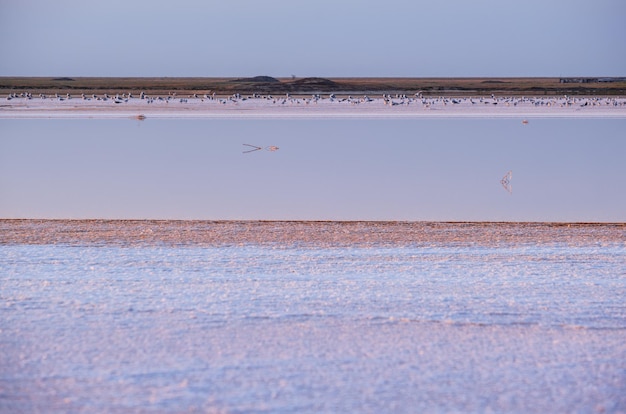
[5, 91, 626, 109]
[376, 94, 626, 109]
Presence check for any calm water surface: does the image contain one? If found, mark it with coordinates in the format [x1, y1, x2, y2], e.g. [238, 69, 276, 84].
[1, 220, 625, 413]
[1, 118, 625, 221]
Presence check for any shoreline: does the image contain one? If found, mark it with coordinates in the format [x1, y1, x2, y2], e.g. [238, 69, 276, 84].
[2, 94, 625, 119]
[2, 220, 624, 247]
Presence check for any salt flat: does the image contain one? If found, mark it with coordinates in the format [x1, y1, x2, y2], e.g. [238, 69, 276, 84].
[1, 93, 625, 118]
[1, 221, 625, 413]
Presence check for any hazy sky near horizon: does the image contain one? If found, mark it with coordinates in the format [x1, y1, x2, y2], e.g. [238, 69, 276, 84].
[1, 0, 625, 78]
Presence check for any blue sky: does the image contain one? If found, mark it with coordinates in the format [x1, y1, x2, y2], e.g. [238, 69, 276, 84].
[1, 0, 625, 78]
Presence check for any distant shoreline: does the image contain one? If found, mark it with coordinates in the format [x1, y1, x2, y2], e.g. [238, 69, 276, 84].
[1, 92, 625, 119]
[3, 77, 625, 119]
[1, 76, 626, 98]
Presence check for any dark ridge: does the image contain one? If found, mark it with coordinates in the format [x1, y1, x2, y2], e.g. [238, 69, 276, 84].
[52, 77, 75, 81]
[284, 77, 339, 92]
[230, 76, 280, 83]
[482, 80, 509, 84]
[226, 77, 340, 93]
[289, 77, 337, 87]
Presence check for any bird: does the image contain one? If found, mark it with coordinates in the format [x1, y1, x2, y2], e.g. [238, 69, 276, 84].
[242, 144, 279, 154]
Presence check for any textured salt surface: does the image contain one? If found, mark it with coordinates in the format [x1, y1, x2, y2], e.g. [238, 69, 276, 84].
[1, 221, 625, 413]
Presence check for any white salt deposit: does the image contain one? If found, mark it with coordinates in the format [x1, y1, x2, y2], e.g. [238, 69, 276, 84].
[1, 93, 625, 118]
[1, 221, 625, 413]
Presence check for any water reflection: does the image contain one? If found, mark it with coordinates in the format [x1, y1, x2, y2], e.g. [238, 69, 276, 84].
[0, 118, 624, 221]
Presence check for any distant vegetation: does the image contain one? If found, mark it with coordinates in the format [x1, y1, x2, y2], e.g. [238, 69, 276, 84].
[1, 77, 625, 97]
[230, 76, 280, 83]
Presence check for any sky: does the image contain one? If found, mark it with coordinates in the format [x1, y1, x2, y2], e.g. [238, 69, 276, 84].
[0, 0, 625, 78]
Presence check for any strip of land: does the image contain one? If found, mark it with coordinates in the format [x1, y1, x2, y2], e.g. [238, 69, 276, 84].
[1, 77, 625, 119]
[2, 76, 626, 97]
